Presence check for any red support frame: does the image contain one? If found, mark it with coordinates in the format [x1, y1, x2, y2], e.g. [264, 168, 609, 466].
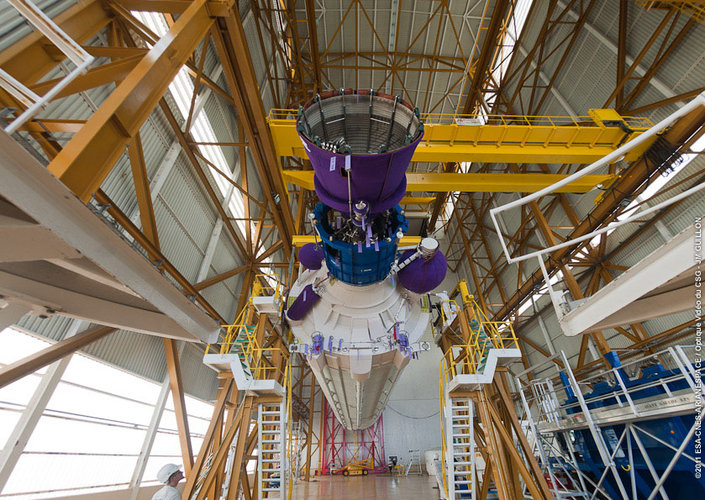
[319, 398, 386, 474]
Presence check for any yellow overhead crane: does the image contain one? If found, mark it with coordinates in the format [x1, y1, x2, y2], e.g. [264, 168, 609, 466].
[292, 235, 422, 247]
[269, 109, 657, 194]
[268, 108, 654, 165]
[281, 170, 614, 194]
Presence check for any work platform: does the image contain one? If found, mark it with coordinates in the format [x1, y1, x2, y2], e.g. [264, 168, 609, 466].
[198, 300, 292, 500]
[437, 281, 550, 500]
[203, 352, 286, 397]
[537, 389, 696, 432]
[445, 347, 522, 393]
[559, 224, 697, 336]
[517, 348, 704, 499]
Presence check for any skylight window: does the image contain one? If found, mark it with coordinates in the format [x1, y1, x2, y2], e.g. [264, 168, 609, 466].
[486, 0, 533, 111]
[516, 268, 564, 318]
[580, 132, 705, 250]
[444, 1, 534, 226]
[132, 11, 253, 240]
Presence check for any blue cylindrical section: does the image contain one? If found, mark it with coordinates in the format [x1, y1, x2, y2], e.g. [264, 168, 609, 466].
[313, 203, 408, 285]
[559, 371, 575, 400]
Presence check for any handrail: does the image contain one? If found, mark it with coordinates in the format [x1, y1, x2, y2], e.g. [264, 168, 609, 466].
[438, 281, 520, 499]
[253, 272, 283, 303]
[205, 272, 289, 380]
[490, 91, 705, 265]
[267, 108, 652, 130]
[439, 356, 450, 498]
[286, 359, 293, 499]
[206, 309, 289, 381]
[440, 299, 519, 381]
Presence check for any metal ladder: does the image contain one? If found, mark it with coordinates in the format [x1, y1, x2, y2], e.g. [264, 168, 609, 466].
[405, 449, 423, 476]
[445, 397, 474, 499]
[258, 400, 286, 499]
[290, 420, 304, 483]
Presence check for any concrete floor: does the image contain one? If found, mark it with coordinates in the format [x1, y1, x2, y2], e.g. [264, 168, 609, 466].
[291, 473, 440, 499]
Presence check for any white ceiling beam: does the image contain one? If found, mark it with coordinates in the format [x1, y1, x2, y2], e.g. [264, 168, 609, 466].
[0, 131, 221, 343]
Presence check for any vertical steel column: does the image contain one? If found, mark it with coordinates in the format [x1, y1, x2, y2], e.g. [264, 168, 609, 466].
[164, 338, 194, 473]
[128, 342, 185, 499]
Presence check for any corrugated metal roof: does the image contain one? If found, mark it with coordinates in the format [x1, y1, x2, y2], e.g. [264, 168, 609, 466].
[1, 2, 252, 401]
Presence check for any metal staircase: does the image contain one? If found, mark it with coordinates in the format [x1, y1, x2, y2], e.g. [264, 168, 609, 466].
[444, 397, 474, 499]
[438, 280, 551, 500]
[258, 400, 287, 499]
[229, 325, 254, 379]
[195, 278, 292, 500]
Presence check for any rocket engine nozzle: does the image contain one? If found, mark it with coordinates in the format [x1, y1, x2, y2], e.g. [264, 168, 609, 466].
[297, 89, 423, 216]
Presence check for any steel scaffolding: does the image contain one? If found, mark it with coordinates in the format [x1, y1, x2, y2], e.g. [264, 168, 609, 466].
[515, 347, 704, 499]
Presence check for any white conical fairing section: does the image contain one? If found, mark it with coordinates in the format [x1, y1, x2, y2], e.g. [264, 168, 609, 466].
[287, 262, 431, 429]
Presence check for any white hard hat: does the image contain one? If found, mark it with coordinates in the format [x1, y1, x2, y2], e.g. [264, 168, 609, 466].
[157, 463, 182, 484]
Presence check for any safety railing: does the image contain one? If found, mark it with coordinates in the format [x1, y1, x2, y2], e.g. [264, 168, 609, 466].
[514, 347, 705, 500]
[423, 112, 652, 131]
[268, 107, 653, 159]
[268, 107, 656, 164]
[438, 282, 518, 500]
[205, 272, 288, 372]
[490, 92, 705, 267]
[286, 358, 294, 500]
[268, 108, 652, 130]
[526, 347, 704, 426]
[205, 312, 289, 382]
[438, 360, 450, 499]
[440, 302, 518, 380]
[253, 272, 283, 303]
[205, 301, 251, 356]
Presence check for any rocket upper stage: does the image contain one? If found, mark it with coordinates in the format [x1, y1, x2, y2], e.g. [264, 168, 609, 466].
[284, 89, 446, 430]
[297, 89, 424, 215]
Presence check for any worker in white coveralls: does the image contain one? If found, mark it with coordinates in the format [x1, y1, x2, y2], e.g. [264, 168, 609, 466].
[152, 463, 184, 500]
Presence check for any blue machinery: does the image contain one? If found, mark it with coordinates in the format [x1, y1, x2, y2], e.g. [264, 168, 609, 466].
[516, 347, 704, 499]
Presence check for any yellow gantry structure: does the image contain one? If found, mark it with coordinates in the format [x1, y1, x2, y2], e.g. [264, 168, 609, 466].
[282, 170, 615, 194]
[268, 108, 655, 165]
[292, 235, 422, 247]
